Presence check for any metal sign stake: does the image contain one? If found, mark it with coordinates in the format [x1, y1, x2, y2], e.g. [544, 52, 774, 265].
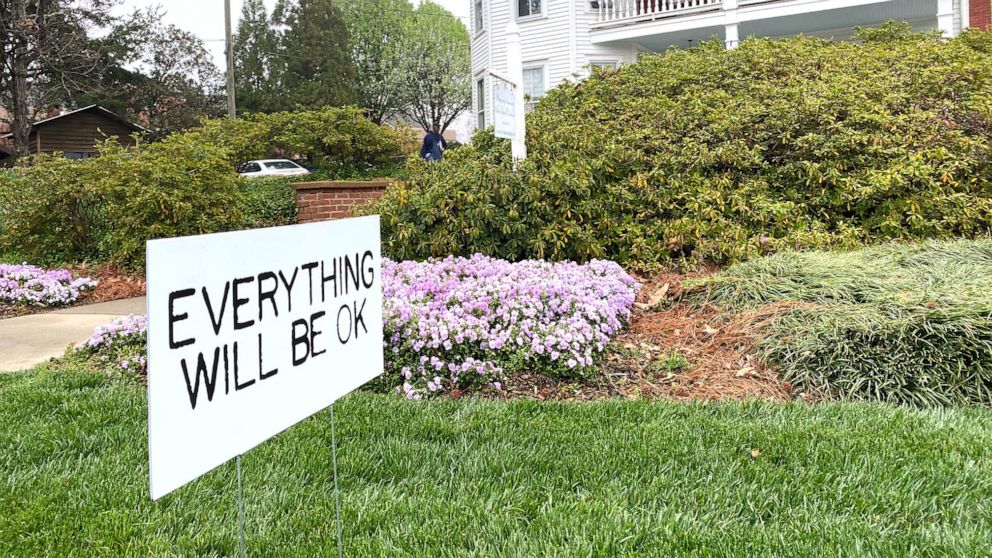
[330, 405, 343, 558]
[237, 454, 245, 558]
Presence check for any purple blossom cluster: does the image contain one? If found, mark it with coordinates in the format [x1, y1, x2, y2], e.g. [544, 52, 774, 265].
[383, 255, 640, 399]
[0, 263, 96, 306]
[76, 314, 149, 377]
[77, 314, 147, 351]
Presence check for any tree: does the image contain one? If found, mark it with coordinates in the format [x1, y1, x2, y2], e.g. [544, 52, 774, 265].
[233, 0, 280, 113]
[400, 1, 471, 132]
[95, 9, 223, 137]
[0, 0, 119, 156]
[276, 0, 356, 109]
[341, 0, 413, 124]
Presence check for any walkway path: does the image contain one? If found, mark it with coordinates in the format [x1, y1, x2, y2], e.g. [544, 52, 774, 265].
[0, 297, 146, 373]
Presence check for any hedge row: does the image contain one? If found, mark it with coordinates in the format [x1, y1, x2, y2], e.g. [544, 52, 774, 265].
[0, 106, 408, 269]
[371, 26, 992, 266]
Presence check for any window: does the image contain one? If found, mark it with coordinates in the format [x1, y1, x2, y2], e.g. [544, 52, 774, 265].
[240, 162, 262, 173]
[517, 0, 542, 19]
[476, 78, 486, 129]
[590, 60, 618, 71]
[522, 66, 545, 111]
[474, 0, 484, 32]
[63, 151, 96, 160]
[264, 161, 303, 170]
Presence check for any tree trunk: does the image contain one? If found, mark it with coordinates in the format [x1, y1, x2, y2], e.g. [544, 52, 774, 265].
[9, 0, 32, 157]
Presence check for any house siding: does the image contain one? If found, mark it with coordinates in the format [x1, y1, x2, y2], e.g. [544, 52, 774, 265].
[28, 111, 137, 156]
[471, 0, 491, 132]
[575, 0, 640, 76]
[475, 0, 640, 128]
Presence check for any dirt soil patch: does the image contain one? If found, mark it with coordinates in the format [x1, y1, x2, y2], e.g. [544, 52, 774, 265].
[0, 264, 145, 320]
[500, 271, 792, 403]
[72, 264, 146, 306]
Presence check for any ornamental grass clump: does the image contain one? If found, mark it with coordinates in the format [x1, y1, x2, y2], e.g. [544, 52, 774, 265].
[0, 264, 96, 306]
[382, 255, 640, 399]
[692, 239, 992, 406]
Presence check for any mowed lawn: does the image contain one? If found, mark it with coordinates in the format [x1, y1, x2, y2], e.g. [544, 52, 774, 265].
[2, 366, 992, 557]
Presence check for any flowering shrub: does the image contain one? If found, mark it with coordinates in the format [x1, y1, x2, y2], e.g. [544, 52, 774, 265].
[73, 256, 640, 395]
[0, 264, 96, 306]
[76, 315, 148, 376]
[383, 255, 640, 399]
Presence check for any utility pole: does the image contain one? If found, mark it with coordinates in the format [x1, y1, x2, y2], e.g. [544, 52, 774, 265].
[224, 0, 237, 119]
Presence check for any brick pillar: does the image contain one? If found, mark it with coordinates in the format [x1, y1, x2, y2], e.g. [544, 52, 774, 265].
[972, 0, 992, 30]
[292, 179, 392, 223]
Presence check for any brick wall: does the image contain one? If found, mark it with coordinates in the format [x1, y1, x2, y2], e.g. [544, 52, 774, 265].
[292, 179, 392, 223]
[973, 0, 992, 30]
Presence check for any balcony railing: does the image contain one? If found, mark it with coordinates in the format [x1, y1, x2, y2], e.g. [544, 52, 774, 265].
[594, 0, 722, 25]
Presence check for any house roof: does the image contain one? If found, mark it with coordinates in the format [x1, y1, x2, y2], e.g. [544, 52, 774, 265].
[0, 105, 146, 139]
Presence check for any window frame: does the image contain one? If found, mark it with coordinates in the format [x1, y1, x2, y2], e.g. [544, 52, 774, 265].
[476, 77, 486, 129]
[63, 151, 96, 160]
[521, 63, 547, 111]
[474, 0, 485, 34]
[589, 60, 619, 71]
[515, 0, 545, 22]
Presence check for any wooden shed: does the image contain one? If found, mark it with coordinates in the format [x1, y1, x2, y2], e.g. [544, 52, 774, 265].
[0, 105, 144, 159]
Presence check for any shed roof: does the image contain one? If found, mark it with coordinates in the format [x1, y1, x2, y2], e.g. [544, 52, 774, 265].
[0, 105, 146, 139]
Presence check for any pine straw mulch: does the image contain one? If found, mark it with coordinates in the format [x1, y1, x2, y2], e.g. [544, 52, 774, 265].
[497, 271, 801, 403]
[0, 264, 145, 320]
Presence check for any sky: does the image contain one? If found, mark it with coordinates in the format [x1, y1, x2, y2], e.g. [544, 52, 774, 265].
[118, 0, 471, 69]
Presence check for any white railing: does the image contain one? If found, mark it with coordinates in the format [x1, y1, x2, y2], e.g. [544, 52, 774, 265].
[595, 0, 722, 25]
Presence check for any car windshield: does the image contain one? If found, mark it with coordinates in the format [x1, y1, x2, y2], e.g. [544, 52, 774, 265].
[264, 161, 301, 170]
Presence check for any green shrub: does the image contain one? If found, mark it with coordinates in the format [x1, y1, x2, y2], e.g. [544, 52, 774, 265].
[239, 177, 298, 228]
[691, 239, 992, 406]
[305, 159, 407, 181]
[0, 135, 243, 269]
[188, 106, 409, 174]
[0, 158, 96, 262]
[372, 29, 992, 265]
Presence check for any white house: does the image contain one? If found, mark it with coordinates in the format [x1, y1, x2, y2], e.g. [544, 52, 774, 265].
[470, 0, 982, 131]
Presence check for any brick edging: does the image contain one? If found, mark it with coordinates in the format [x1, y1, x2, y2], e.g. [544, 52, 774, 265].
[291, 179, 394, 191]
[292, 179, 393, 223]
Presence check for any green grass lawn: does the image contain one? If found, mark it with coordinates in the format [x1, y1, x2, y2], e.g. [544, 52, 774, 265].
[2, 365, 992, 557]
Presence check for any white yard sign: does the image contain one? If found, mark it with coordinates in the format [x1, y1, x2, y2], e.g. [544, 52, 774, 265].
[146, 216, 384, 500]
[493, 82, 516, 140]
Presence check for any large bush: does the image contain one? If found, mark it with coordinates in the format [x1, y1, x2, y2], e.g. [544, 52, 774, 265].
[239, 177, 298, 228]
[188, 105, 409, 175]
[372, 28, 992, 265]
[0, 135, 243, 269]
[692, 239, 992, 407]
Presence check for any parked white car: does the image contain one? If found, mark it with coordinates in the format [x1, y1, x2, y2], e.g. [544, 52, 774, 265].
[238, 159, 311, 178]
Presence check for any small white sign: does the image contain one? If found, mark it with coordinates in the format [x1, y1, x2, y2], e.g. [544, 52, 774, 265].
[146, 216, 384, 500]
[493, 82, 516, 140]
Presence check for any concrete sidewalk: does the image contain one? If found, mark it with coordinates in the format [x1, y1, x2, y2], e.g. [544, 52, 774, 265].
[0, 297, 146, 373]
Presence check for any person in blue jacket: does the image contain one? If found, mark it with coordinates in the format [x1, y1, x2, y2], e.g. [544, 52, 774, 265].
[420, 126, 447, 162]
